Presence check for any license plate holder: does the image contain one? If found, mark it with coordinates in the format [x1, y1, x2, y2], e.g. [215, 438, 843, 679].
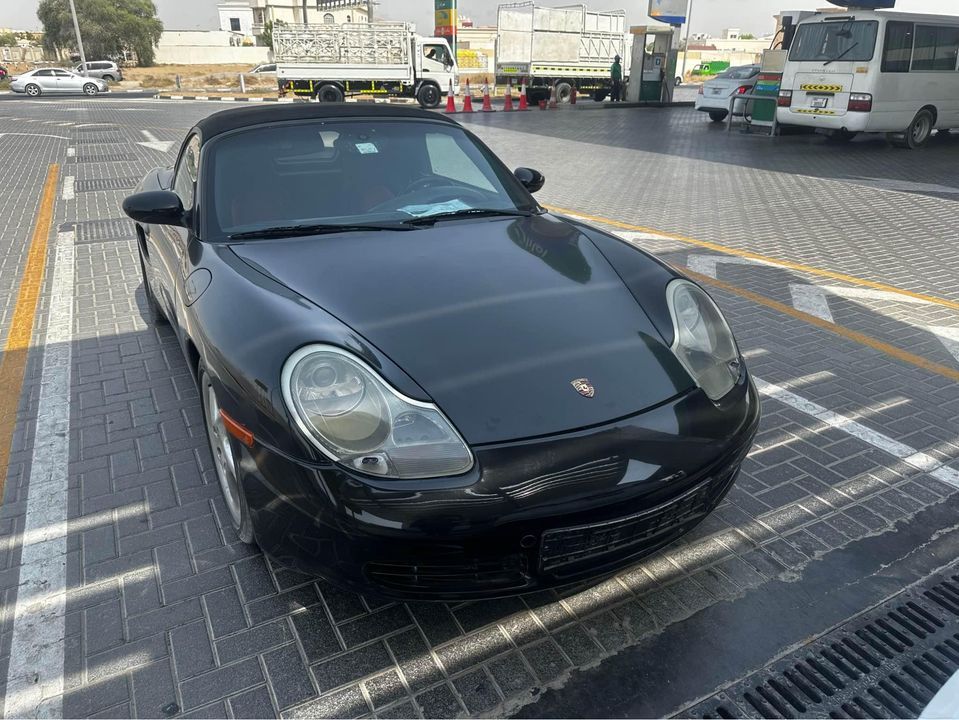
[810, 96, 829, 109]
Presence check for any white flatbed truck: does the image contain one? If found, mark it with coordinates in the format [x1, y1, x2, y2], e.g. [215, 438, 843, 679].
[274, 22, 459, 108]
[495, 2, 631, 103]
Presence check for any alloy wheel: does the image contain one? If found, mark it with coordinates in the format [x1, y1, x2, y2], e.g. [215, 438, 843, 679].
[204, 378, 242, 526]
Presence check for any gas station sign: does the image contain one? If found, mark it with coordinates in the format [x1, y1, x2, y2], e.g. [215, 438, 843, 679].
[648, 0, 687, 26]
[435, 0, 457, 52]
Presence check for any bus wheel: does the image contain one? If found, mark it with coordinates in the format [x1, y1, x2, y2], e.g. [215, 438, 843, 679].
[317, 84, 344, 103]
[895, 109, 934, 149]
[416, 83, 441, 109]
[827, 129, 858, 142]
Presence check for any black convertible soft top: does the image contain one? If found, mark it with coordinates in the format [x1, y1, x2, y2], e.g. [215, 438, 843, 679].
[194, 103, 457, 140]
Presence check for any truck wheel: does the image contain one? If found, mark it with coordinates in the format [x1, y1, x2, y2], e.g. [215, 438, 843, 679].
[316, 84, 344, 103]
[592, 90, 608, 102]
[554, 82, 573, 104]
[416, 83, 441, 109]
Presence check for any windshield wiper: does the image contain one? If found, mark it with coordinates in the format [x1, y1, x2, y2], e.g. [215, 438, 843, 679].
[401, 208, 538, 227]
[824, 42, 858, 66]
[230, 223, 414, 240]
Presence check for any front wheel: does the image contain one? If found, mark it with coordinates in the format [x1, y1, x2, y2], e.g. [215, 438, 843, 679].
[675, 76, 683, 86]
[592, 90, 608, 102]
[25, 84, 41, 97]
[316, 83, 344, 103]
[416, 83, 441, 109]
[708, 110, 728, 122]
[83, 83, 99, 96]
[200, 369, 256, 544]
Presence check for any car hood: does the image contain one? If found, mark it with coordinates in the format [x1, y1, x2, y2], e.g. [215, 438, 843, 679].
[230, 214, 693, 445]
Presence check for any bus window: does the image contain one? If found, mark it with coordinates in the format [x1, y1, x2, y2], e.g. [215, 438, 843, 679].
[881, 21, 913, 72]
[911, 25, 959, 71]
[789, 20, 878, 63]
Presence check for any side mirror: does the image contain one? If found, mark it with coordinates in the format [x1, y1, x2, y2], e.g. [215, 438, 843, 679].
[514, 167, 546, 194]
[122, 190, 185, 227]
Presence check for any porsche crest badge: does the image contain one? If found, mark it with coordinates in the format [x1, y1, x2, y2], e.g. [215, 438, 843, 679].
[571, 378, 595, 398]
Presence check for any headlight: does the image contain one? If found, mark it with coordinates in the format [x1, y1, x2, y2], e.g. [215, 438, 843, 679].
[281, 345, 473, 479]
[666, 279, 742, 401]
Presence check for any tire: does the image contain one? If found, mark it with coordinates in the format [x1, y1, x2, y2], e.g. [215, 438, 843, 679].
[827, 129, 858, 142]
[905, 109, 934, 149]
[25, 83, 41, 97]
[102, 74, 115, 82]
[708, 110, 728, 122]
[416, 82, 441, 109]
[675, 76, 683, 86]
[137, 245, 168, 326]
[554, 81, 573, 104]
[316, 83, 344, 103]
[200, 368, 256, 545]
[592, 90, 608, 102]
[83, 83, 99, 96]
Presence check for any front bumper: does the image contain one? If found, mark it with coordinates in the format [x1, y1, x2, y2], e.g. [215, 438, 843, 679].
[238, 375, 760, 600]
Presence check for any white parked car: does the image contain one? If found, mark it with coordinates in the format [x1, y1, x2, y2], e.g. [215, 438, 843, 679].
[694, 64, 761, 122]
[249, 63, 276, 74]
[10, 68, 109, 97]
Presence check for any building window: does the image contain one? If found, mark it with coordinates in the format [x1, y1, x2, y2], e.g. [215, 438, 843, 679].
[346, 15, 351, 22]
[230, 17, 241, 31]
[323, 13, 335, 23]
[253, 8, 264, 24]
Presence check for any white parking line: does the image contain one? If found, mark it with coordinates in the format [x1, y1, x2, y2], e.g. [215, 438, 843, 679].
[61, 176, 74, 201]
[755, 377, 959, 489]
[3, 230, 75, 718]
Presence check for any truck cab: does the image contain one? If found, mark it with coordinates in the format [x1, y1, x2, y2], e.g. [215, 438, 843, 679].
[414, 37, 459, 104]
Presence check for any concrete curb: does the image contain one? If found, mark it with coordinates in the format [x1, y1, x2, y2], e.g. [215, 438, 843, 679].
[152, 94, 422, 104]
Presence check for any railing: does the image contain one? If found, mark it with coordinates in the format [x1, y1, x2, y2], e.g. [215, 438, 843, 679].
[726, 92, 779, 136]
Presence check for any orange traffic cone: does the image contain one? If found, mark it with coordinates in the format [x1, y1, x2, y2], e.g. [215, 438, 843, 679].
[481, 78, 494, 112]
[503, 80, 514, 111]
[518, 79, 529, 110]
[445, 79, 457, 113]
[462, 79, 474, 113]
[548, 85, 557, 109]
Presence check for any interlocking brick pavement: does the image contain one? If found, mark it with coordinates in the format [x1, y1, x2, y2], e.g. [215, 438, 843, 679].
[0, 99, 956, 718]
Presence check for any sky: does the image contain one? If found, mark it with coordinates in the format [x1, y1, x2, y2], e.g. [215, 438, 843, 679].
[6, 0, 959, 35]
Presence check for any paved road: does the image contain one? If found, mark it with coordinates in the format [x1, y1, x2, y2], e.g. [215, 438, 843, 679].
[0, 98, 957, 719]
[0, 91, 158, 102]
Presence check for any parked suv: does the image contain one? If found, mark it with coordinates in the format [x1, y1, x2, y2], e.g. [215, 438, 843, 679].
[74, 61, 122, 82]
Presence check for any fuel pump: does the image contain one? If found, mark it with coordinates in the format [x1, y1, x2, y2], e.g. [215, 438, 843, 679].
[625, 26, 679, 104]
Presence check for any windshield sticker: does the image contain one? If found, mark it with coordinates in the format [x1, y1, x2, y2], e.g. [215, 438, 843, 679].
[355, 142, 378, 154]
[398, 200, 472, 217]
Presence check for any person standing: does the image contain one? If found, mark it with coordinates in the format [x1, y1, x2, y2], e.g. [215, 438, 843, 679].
[610, 54, 623, 102]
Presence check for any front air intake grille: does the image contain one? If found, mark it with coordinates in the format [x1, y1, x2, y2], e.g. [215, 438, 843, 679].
[539, 467, 737, 574]
[365, 558, 530, 594]
[686, 572, 959, 719]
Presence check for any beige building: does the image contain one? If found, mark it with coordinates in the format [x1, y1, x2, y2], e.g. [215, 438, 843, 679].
[239, 0, 372, 36]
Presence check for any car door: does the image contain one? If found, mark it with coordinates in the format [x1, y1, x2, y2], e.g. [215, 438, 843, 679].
[152, 134, 200, 326]
[53, 69, 82, 93]
[31, 69, 57, 92]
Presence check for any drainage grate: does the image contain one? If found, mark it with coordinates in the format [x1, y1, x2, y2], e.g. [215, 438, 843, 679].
[75, 135, 122, 144]
[76, 125, 116, 132]
[75, 153, 138, 163]
[686, 572, 959, 720]
[75, 178, 138, 192]
[66, 218, 135, 244]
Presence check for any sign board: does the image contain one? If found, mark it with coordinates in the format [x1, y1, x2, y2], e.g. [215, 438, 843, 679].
[648, 0, 687, 26]
[435, 0, 457, 53]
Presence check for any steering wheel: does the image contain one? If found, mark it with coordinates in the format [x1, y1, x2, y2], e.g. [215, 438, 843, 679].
[402, 174, 455, 195]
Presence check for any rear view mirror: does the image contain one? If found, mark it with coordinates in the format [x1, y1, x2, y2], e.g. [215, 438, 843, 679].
[122, 190, 186, 227]
[514, 167, 546, 194]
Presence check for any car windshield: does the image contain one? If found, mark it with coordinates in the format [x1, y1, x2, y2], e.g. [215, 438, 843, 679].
[789, 20, 878, 63]
[717, 66, 759, 80]
[206, 119, 535, 239]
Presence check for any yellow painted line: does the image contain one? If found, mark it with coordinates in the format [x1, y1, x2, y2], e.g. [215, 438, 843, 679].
[0, 164, 60, 502]
[546, 204, 959, 312]
[684, 269, 959, 383]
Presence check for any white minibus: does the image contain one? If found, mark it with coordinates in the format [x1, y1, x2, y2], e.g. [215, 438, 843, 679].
[777, 10, 959, 148]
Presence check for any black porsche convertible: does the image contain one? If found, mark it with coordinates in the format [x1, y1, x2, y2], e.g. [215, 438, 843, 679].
[123, 104, 759, 599]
